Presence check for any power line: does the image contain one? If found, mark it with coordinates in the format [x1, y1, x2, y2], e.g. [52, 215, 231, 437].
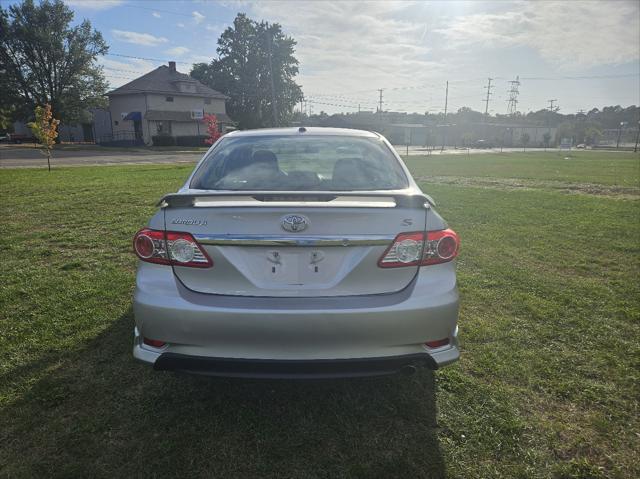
[522, 73, 639, 80]
[104, 53, 191, 65]
[121, 4, 194, 18]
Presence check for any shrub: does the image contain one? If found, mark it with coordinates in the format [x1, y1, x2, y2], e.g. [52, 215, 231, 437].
[175, 135, 208, 147]
[152, 135, 175, 146]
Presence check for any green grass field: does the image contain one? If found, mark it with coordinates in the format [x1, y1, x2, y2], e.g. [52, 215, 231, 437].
[1, 151, 638, 478]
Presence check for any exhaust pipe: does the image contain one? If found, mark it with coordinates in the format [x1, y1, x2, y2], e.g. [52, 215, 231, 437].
[401, 364, 417, 376]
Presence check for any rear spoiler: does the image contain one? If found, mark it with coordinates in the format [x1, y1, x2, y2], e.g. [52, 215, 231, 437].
[158, 191, 435, 209]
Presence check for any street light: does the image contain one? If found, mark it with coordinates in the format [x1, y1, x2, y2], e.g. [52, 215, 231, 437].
[616, 121, 627, 149]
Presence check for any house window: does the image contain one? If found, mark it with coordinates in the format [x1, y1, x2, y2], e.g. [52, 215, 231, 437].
[204, 98, 211, 105]
[157, 121, 172, 135]
[166, 96, 174, 102]
[114, 120, 119, 126]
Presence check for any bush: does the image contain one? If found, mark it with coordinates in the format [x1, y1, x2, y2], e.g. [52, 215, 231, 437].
[175, 135, 208, 147]
[152, 135, 175, 146]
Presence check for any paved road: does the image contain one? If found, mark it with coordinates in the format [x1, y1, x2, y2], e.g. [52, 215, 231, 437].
[0, 144, 598, 168]
[0, 146, 204, 168]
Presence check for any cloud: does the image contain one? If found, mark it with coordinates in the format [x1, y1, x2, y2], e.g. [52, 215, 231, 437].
[152, 11, 161, 18]
[192, 11, 205, 24]
[177, 22, 185, 28]
[249, 1, 442, 101]
[65, 0, 123, 10]
[165, 46, 190, 57]
[436, 1, 640, 69]
[186, 54, 214, 66]
[112, 30, 169, 47]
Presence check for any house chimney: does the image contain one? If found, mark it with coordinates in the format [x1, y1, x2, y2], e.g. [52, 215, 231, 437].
[168, 61, 176, 72]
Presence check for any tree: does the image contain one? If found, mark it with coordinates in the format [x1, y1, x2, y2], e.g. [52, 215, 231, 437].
[191, 13, 303, 129]
[584, 126, 602, 146]
[203, 113, 221, 145]
[521, 132, 530, 151]
[0, 0, 108, 126]
[27, 104, 59, 171]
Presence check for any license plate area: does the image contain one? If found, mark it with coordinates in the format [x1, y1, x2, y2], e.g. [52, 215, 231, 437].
[265, 248, 337, 285]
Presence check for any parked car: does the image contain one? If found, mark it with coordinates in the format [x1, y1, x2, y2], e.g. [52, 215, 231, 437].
[132, 127, 460, 378]
[7, 133, 35, 144]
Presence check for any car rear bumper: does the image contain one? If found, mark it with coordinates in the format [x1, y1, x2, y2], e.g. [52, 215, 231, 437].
[154, 352, 438, 379]
[132, 262, 460, 376]
[133, 326, 459, 378]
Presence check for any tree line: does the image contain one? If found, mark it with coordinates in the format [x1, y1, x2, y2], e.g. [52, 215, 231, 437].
[305, 105, 639, 146]
[0, 0, 636, 144]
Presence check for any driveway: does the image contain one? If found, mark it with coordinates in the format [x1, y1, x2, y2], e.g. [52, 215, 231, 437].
[0, 145, 204, 168]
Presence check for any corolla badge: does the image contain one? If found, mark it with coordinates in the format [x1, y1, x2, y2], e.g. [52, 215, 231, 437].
[172, 218, 208, 226]
[281, 214, 309, 232]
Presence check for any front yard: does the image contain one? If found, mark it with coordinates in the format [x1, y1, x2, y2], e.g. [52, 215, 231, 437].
[0, 151, 638, 478]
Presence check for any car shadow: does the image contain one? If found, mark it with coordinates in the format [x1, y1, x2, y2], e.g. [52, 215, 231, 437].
[1, 307, 446, 478]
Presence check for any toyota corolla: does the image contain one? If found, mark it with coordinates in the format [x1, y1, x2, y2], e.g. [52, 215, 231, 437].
[132, 127, 460, 378]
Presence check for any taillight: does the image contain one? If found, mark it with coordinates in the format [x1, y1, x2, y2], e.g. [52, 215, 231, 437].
[143, 337, 167, 348]
[133, 228, 212, 268]
[425, 338, 450, 348]
[378, 229, 459, 268]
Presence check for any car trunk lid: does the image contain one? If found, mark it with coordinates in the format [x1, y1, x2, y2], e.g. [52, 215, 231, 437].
[162, 192, 427, 297]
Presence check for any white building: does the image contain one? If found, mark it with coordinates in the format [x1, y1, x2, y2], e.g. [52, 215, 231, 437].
[106, 61, 231, 145]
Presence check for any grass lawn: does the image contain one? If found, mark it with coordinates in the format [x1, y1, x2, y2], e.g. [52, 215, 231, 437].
[1, 151, 638, 478]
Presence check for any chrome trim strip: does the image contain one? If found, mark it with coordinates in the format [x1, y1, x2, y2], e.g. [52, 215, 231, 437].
[194, 234, 395, 247]
[190, 196, 396, 208]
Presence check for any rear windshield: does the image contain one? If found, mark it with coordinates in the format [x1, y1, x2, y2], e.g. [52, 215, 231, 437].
[189, 135, 409, 191]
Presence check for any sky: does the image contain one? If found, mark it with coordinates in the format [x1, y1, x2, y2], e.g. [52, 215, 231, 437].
[10, 0, 640, 115]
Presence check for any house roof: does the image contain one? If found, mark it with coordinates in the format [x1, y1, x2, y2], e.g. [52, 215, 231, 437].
[108, 65, 228, 99]
[145, 110, 233, 123]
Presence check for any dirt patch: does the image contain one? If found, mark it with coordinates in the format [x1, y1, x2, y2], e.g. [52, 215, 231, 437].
[416, 176, 640, 199]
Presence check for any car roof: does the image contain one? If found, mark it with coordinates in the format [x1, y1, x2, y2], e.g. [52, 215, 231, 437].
[225, 127, 381, 138]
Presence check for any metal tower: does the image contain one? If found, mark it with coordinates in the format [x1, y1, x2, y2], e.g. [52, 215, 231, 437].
[506, 76, 520, 115]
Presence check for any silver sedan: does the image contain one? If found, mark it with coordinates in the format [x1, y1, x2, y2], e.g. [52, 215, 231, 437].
[132, 127, 460, 378]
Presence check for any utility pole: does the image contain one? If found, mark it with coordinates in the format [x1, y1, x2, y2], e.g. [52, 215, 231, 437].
[441, 80, 448, 152]
[483, 77, 494, 117]
[377, 88, 384, 130]
[444, 80, 448, 117]
[266, 29, 279, 127]
[506, 76, 520, 115]
[546, 99, 559, 144]
[616, 121, 627, 149]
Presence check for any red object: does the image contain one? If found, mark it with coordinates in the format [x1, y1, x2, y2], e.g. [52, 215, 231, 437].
[133, 228, 213, 268]
[203, 113, 221, 145]
[143, 337, 167, 348]
[424, 338, 450, 348]
[378, 229, 460, 268]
